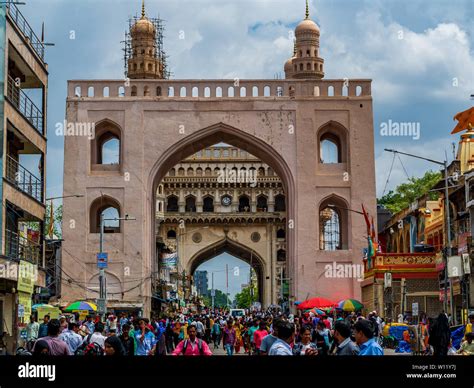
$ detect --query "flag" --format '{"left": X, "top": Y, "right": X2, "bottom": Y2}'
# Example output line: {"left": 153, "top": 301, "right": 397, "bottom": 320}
{"left": 361, "top": 204, "right": 371, "bottom": 235}
{"left": 47, "top": 200, "right": 54, "bottom": 238}
{"left": 41, "top": 22, "right": 44, "bottom": 43}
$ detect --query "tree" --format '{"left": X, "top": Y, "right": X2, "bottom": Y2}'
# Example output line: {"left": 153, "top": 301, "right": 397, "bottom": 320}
{"left": 44, "top": 203, "right": 63, "bottom": 239}
{"left": 202, "top": 289, "right": 230, "bottom": 308}
{"left": 234, "top": 283, "right": 258, "bottom": 309}
{"left": 378, "top": 170, "right": 441, "bottom": 214}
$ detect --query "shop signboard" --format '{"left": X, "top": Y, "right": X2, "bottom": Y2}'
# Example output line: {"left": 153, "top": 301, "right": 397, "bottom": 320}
{"left": 17, "top": 261, "right": 36, "bottom": 294}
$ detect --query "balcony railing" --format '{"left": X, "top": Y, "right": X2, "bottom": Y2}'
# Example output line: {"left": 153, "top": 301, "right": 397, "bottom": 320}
{"left": 6, "top": 2, "right": 45, "bottom": 61}
{"left": 5, "top": 155, "right": 43, "bottom": 202}
{"left": 5, "top": 228, "right": 41, "bottom": 265}
{"left": 7, "top": 75, "right": 44, "bottom": 135}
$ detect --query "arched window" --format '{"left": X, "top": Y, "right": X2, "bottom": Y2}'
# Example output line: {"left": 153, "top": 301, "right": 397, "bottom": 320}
{"left": 205, "top": 168, "right": 212, "bottom": 176}
{"left": 148, "top": 63, "right": 153, "bottom": 71}
{"left": 277, "top": 249, "right": 286, "bottom": 262}
{"left": 103, "top": 87, "right": 110, "bottom": 97}
{"left": 185, "top": 196, "right": 196, "bottom": 212}
{"left": 228, "top": 86, "right": 234, "bottom": 97}
{"left": 131, "top": 86, "right": 137, "bottom": 96}
{"left": 187, "top": 167, "right": 194, "bottom": 176}
{"left": 276, "top": 228, "right": 286, "bottom": 239}
{"left": 169, "top": 168, "right": 176, "bottom": 177}
{"left": 318, "top": 122, "right": 348, "bottom": 164}
{"left": 203, "top": 196, "right": 214, "bottom": 212}
{"left": 178, "top": 168, "right": 185, "bottom": 176}
{"left": 319, "top": 196, "right": 348, "bottom": 250}
{"left": 167, "top": 230, "right": 176, "bottom": 239}
{"left": 101, "top": 138, "right": 120, "bottom": 165}
{"left": 306, "top": 63, "right": 311, "bottom": 70}
{"left": 258, "top": 167, "right": 265, "bottom": 177}
{"left": 166, "top": 196, "right": 179, "bottom": 212}
{"left": 320, "top": 137, "right": 340, "bottom": 164}
{"left": 156, "top": 86, "right": 162, "bottom": 96}
{"left": 89, "top": 196, "right": 121, "bottom": 233}
{"left": 196, "top": 167, "right": 203, "bottom": 176}
{"left": 299, "top": 64, "right": 303, "bottom": 71}
{"left": 274, "top": 194, "right": 286, "bottom": 211}
{"left": 238, "top": 195, "right": 250, "bottom": 212}
{"left": 257, "top": 195, "right": 268, "bottom": 212}
{"left": 144, "top": 86, "right": 150, "bottom": 96}
{"left": 91, "top": 120, "right": 122, "bottom": 170}
{"left": 319, "top": 206, "right": 340, "bottom": 250}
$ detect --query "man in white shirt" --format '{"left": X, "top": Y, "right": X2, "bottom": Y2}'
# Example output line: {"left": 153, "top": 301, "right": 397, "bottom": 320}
{"left": 26, "top": 315, "right": 40, "bottom": 341}
{"left": 85, "top": 322, "right": 107, "bottom": 349}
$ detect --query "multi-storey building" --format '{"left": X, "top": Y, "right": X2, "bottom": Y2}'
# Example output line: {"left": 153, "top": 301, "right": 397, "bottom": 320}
{"left": 0, "top": 3, "right": 48, "bottom": 353}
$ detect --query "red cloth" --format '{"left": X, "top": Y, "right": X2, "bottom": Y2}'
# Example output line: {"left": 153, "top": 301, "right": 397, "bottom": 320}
{"left": 253, "top": 329, "right": 269, "bottom": 350}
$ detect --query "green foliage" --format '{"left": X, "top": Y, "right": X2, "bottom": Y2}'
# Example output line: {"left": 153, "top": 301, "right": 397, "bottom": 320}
{"left": 202, "top": 289, "right": 230, "bottom": 308}
{"left": 234, "top": 283, "right": 258, "bottom": 309}
{"left": 44, "top": 203, "right": 63, "bottom": 239}
{"left": 378, "top": 170, "right": 441, "bottom": 214}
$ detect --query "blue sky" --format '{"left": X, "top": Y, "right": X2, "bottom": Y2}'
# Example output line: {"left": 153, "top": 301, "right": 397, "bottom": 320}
{"left": 16, "top": 0, "right": 473, "bottom": 290}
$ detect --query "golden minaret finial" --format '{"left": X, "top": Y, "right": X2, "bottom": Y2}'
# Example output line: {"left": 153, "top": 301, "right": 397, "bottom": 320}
{"left": 305, "top": 0, "right": 310, "bottom": 19}
{"left": 141, "top": 0, "right": 146, "bottom": 18}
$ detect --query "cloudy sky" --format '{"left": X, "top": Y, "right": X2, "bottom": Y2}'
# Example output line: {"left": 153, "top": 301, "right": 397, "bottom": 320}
{"left": 17, "top": 0, "right": 473, "bottom": 294}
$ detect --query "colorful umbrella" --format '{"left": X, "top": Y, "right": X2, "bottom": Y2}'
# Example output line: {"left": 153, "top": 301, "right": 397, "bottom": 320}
{"left": 310, "top": 308, "right": 325, "bottom": 315}
{"left": 63, "top": 301, "right": 97, "bottom": 312}
{"left": 297, "top": 297, "right": 336, "bottom": 310}
{"left": 337, "top": 299, "right": 364, "bottom": 312}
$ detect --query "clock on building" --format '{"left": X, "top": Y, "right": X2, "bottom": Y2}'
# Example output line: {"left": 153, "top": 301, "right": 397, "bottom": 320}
{"left": 221, "top": 195, "right": 232, "bottom": 207}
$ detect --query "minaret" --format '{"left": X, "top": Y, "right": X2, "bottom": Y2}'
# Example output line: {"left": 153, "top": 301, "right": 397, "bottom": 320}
{"left": 127, "top": 0, "right": 164, "bottom": 79}
{"left": 284, "top": 0, "right": 324, "bottom": 79}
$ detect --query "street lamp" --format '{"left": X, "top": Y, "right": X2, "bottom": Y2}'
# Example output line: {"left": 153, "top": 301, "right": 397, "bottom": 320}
{"left": 98, "top": 214, "right": 136, "bottom": 319}
{"left": 384, "top": 148, "right": 454, "bottom": 323}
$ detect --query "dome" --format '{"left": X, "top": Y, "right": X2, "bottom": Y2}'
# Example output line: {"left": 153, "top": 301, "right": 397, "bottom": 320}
{"left": 284, "top": 57, "right": 294, "bottom": 72}
{"left": 131, "top": 16, "right": 155, "bottom": 35}
{"left": 295, "top": 19, "right": 320, "bottom": 34}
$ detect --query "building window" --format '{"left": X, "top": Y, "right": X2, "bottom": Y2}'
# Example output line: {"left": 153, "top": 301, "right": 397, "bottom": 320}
{"left": 238, "top": 195, "right": 250, "bottom": 212}
{"left": 205, "top": 168, "right": 212, "bottom": 176}
{"left": 274, "top": 194, "right": 286, "bottom": 211}
{"left": 203, "top": 197, "right": 214, "bottom": 212}
{"left": 320, "top": 137, "right": 340, "bottom": 164}
{"left": 91, "top": 120, "right": 122, "bottom": 168}
{"left": 277, "top": 249, "right": 286, "bottom": 262}
{"left": 277, "top": 228, "right": 286, "bottom": 239}
{"left": 257, "top": 195, "right": 268, "bottom": 212}
{"left": 89, "top": 196, "right": 121, "bottom": 233}
{"left": 167, "top": 230, "right": 176, "bottom": 239}
{"left": 185, "top": 196, "right": 196, "bottom": 212}
{"left": 166, "top": 196, "right": 179, "bottom": 212}
{"left": 319, "top": 207, "right": 341, "bottom": 250}
{"left": 178, "top": 168, "right": 185, "bottom": 176}
{"left": 196, "top": 168, "right": 203, "bottom": 176}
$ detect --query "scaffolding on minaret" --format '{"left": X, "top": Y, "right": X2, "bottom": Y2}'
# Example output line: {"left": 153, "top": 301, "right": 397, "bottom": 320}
{"left": 122, "top": 13, "right": 171, "bottom": 79}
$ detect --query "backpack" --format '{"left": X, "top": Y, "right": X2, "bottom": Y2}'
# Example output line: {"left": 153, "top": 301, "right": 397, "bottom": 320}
{"left": 182, "top": 339, "right": 204, "bottom": 355}
{"left": 74, "top": 334, "right": 104, "bottom": 356}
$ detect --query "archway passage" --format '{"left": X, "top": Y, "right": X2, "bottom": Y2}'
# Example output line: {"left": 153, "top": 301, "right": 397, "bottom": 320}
{"left": 190, "top": 238, "right": 264, "bottom": 306}
{"left": 150, "top": 123, "right": 295, "bottom": 310}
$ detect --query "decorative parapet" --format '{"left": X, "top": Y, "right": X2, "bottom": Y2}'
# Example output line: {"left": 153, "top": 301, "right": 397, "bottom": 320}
{"left": 67, "top": 79, "right": 372, "bottom": 100}
{"left": 363, "top": 253, "right": 437, "bottom": 280}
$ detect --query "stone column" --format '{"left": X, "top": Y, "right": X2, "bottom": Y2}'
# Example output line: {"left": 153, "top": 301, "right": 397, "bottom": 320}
{"left": 178, "top": 186, "right": 185, "bottom": 213}
{"left": 268, "top": 189, "right": 275, "bottom": 212}
{"left": 196, "top": 187, "right": 203, "bottom": 212}
{"left": 251, "top": 190, "right": 256, "bottom": 213}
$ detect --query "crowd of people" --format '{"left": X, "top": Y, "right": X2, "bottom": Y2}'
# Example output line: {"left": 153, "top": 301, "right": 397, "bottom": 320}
{"left": 19, "top": 309, "right": 474, "bottom": 356}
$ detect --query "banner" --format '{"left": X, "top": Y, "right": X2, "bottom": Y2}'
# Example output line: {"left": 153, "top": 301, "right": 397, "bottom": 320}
{"left": 18, "top": 292, "right": 32, "bottom": 318}
{"left": 160, "top": 252, "right": 178, "bottom": 272}
{"left": 17, "top": 261, "right": 36, "bottom": 294}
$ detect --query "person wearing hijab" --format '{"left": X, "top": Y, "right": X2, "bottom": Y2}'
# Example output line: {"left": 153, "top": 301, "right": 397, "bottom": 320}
{"left": 32, "top": 340, "right": 50, "bottom": 356}
{"left": 104, "top": 335, "right": 126, "bottom": 356}
{"left": 428, "top": 313, "right": 451, "bottom": 356}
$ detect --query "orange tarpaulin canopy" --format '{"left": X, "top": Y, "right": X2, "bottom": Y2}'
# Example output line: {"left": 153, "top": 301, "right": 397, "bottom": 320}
{"left": 451, "top": 106, "right": 474, "bottom": 134}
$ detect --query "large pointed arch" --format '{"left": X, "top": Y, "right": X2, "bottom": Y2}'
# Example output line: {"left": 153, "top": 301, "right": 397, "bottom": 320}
{"left": 145, "top": 122, "right": 296, "bottom": 306}
{"left": 189, "top": 238, "right": 266, "bottom": 303}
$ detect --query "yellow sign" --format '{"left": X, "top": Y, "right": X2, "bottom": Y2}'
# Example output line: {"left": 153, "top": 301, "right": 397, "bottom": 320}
{"left": 37, "top": 306, "right": 61, "bottom": 320}
{"left": 17, "top": 261, "right": 36, "bottom": 295}
{"left": 18, "top": 292, "right": 32, "bottom": 318}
